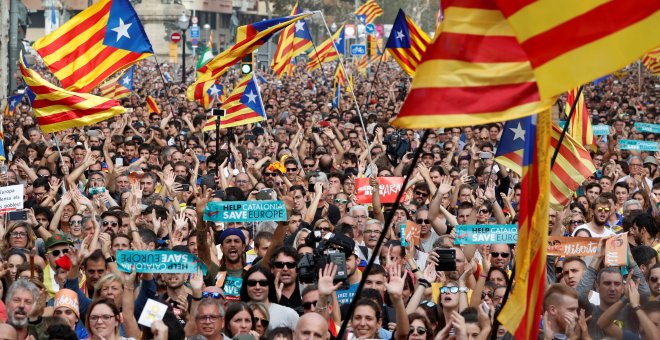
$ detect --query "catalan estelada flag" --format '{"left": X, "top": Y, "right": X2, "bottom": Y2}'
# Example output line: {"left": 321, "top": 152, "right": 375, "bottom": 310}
{"left": 203, "top": 72, "right": 265, "bottom": 131}
{"left": 0, "top": 123, "right": 6, "bottom": 161}
{"left": 32, "top": 0, "right": 153, "bottom": 93}
{"left": 271, "top": 1, "right": 313, "bottom": 77}
{"left": 642, "top": 47, "right": 660, "bottom": 76}
{"left": 332, "top": 82, "right": 341, "bottom": 109}
{"left": 498, "top": 110, "right": 551, "bottom": 340}
{"left": 3, "top": 94, "right": 24, "bottom": 117}
{"left": 355, "top": 56, "right": 368, "bottom": 75}
{"left": 494, "top": 0, "right": 660, "bottom": 99}
{"left": 19, "top": 52, "right": 125, "bottom": 133}
{"left": 355, "top": 0, "right": 383, "bottom": 24}
{"left": 392, "top": 0, "right": 554, "bottom": 129}
{"left": 496, "top": 116, "right": 595, "bottom": 209}
{"left": 333, "top": 63, "right": 346, "bottom": 87}
{"left": 306, "top": 25, "right": 345, "bottom": 71}
{"left": 190, "top": 13, "right": 312, "bottom": 103}
{"left": 385, "top": 9, "right": 430, "bottom": 77}
{"left": 112, "top": 66, "right": 134, "bottom": 99}
{"left": 207, "top": 83, "right": 227, "bottom": 104}
{"left": 146, "top": 95, "right": 160, "bottom": 114}
{"left": 566, "top": 87, "right": 597, "bottom": 151}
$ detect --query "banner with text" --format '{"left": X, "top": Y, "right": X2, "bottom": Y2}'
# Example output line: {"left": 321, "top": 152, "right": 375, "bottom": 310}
{"left": 547, "top": 236, "right": 600, "bottom": 257}
{"left": 204, "top": 200, "right": 287, "bottom": 222}
{"left": 0, "top": 185, "right": 24, "bottom": 212}
{"left": 454, "top": 224, "right": 518, "bottom": 245}
{"left": 558, "top": 122, "right": 610, "bottom": 136}
{"left": 355, "top": 177, "right": 405, "bottom": 204}
{"left": 634, "top": 122, "right": 660, "bottom": 134}
{"left": 116, "top": 250, "right": 207, "bottom": 274}
{"left": 605, "top": 232, "right": 628, "bottom": 266}
{"left": 619, "top": 139, "right": 659, "bottom": 152}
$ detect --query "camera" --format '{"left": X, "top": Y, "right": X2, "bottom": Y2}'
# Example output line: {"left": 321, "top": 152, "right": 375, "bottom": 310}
{"left": 297, "top": 232, "right": 353, "bottom": 287}
{"left": 434, "top": 248, "right": 457, "bottom": 272}
{"left": 211, "top": 108, "right": 226, "bottom": 117}
{"left": 312, "top": 127, "right": 322, "bottom": 133}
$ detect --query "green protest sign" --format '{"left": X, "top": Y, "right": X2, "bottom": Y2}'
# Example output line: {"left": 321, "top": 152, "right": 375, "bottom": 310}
{"left": 203, "top": 200, "right": 287, "bottom": 222}
{"left": 116, "top": 250, "right": 207, "bottom": 274}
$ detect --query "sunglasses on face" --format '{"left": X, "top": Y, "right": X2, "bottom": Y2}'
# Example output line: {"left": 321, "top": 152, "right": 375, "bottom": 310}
{"left": 303, "top": 164, "right": 315, "bottom": 168}
{"left": 481, "top": 292, "right": 493, "bottom": 299}
{"left": 246, "top": 279, "right": 269, "bottom": 287}
{"left": 201, "top": 291, "right": 223, "bottom": 299}
{"left": 335, "top": 198, "right": 348, "bottom": 204}
{"left": 49, "top": 248, "right": 70, "bottom": 257}
{"left": 264, "top": 172, "right": 278, "bottom": 177}
{"left": 273, "top": 261, "right": 297, "bottom": 269}
{"left": 254, "top": 317, "right": 269, "bottom": 328}
{"left": 415, "top": 191, "right": 429, "bottom": 197}
{"left": 286, "top": 167, "right": 297, "bottom": 172}
{"left": 409, "top": 327, "right": 427, "bottom": 335}
{"left": 103, "top": 221, "right": 118, "bottom": 227}
{"left": 596, "top": 207, "right": 611, "bottom": 213}
{"left": 416, "top": 219, "right": 430, "bottom": 224}
{"left": 302, "top": 300, "right": 317, "bottom": 310}
{"left": 491, "top": 252, "right": 510, "bottom": 258}
{"left": 570, "top": 220, "right": 585, "bottom": 225}
{"left": 650, "top": 276, "right": 659, "bottom": 283}
{"left": 69, "top": 220, "right": 82, "bottom": 225}
{"left": 440, "top": 286, "right": 460, "bottom": 294}
{"left": 478, "top": 209, "right": 490, "bottom": 214}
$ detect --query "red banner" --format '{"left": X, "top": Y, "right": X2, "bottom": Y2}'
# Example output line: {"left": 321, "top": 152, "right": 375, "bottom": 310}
{"left": 355, "top": 177, "right": 405, "bottom": 204}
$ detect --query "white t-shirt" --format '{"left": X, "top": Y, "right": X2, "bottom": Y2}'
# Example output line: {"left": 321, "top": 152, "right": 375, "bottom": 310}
{"left": 572, "top": 223, "right": 616, "bottom": 238}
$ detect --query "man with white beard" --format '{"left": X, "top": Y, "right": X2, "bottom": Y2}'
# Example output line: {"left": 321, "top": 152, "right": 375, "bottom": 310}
{"left": 5, "top": 279, "right": 43, "bottom": 340}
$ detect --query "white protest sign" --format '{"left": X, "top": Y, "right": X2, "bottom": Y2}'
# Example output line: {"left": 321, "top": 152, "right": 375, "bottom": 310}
{"left": 0, "top": 185, "right": 24, "bottom": 212}
{"left": 138, "top": 299, "right": 168, "bottom": 327}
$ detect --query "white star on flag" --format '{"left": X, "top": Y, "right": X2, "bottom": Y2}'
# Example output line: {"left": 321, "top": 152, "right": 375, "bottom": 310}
{"left": 208, "top": 85, "right": 221, "bottom": 98}
{"left": 121, "top": 76, "right": 131, "bottom": 86}
{"left": 245, "top": 90, "right": 257, "bottom": 103}
{"left": 295, "top": 21, "right": 305, "bottom": 32}
{"left": 510, "top": 122, "right": 526, "bottom": 142}
{"left": 112, "top": 18, "right": 132, "bottom": 42}
{"left": 10, "top": 99, "right": 18, "bottom": 107}
{"left": 396, "top": 30, "right": 405, "bottom": 40}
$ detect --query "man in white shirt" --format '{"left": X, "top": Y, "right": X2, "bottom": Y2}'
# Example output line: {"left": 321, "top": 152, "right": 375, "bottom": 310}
{"left": 572, "top": 196, "right": 616, "bottom": 238}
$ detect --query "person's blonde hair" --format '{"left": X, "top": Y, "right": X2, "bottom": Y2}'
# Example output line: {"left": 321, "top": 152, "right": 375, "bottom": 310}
{"left": 92, "top": 273, "right": 125, "bottom": 300}
{"left": 248, "top": 301, "right": 270, "bottom": 321}
{"left": 2, "top": 221, "right": 36, "bottom": 255}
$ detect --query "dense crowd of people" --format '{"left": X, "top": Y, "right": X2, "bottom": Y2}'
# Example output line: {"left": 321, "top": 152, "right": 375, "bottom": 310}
{"left": 0, "top": 50, "right": 659, "bottom": 340}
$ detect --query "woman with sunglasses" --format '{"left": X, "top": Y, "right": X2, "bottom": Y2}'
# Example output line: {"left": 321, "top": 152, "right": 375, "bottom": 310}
{"left": 313, "top": 219, "right": 334, "bottom": 238}
{"left": 240, "top": 265, "right": 299, "bottom": 331}
{"left": 334, "top": 192, "right": 350, "bottom": 218}
{"left": 407, "top": 312, "right": 434, "bottom": 340}
{"left": 249, "top": 302, "right": 270, "bottom": 339}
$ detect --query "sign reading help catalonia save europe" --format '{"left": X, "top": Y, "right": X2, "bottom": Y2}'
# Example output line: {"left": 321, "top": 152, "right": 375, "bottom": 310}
{"left": 454, "top": 224, "right": 518, "bottom": 245}
{"left": 116, "top": 250, "right": 207, "bottom": 275}
{"left": 203, "top": 200, "right": 287, "bottom": 222}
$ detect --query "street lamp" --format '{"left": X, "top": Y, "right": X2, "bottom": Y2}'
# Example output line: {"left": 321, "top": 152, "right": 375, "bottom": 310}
{"left": 330, "top": 22, "right": 337, "bottom": 33}
{"left": 178, "top": 13, "right": 190, "bottom": 83}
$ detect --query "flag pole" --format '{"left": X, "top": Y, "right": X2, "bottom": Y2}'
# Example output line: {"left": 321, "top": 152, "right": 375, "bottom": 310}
{"left": 314, "top": 11, "right": 374, "bottom": 165}
{"left": 51, "top": 133, "right": 67, "bottom": 192}
{"left": 362, "top": 51, "right": 386, "bottom": 113}
{"left": 152, "top": 55, "right": 181, "bottom": 118}
{"left": 336, "top": 130, "right": 430, "bottom": 340}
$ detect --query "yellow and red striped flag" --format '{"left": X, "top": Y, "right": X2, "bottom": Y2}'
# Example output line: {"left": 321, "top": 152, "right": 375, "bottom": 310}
{"left": 566, "top": 88, "right": 597, "bottom": 151}
{"left": 32, "top": 0, "right": 153, "bottom": 93}
{"left": 498, "top": 110, "right": 551, "bottom": 340}
{"left": 271, "top": 1, "right": 313, "bottom": 77}
{"left": 393, "top": 0, "right": 554, "bottom": 129}
{"left": 19, "top": 52, "right": 125, "bottom": 133}
{"left": 496, "top": 118, "right": 596, "bottom": 210}
{"left": 494, "top": 0, "right": 660, "bottom": 99}
{"left": 333, "top": 64, "right": 346, "bottom": 87}
{"left": 306, "top": 25, "right": 344, "bottom": 71}
{"left": 642, "top": 47, "right": 660, "bottom": 76}
{"left": 202, "top": 72, "right": 266, "bottom": 131}
{"left": 385, "top": 9, "right": 430, "bottom": 77}
{"left": 355, "top": 56, "right": 368, "bottom": 75}
{"left": 355, "top": 0, "right": 383, "bottom": 24}
{"left": 146, "top": 95, "right": 161, "bottom": 114}
{"left": 190, "top": 13, "right": 312, "bottom": 104}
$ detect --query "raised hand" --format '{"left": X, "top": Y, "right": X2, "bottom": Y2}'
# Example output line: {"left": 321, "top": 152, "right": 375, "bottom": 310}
{"left": 484, "top": 182, "right": 496, "bottom": 201}
{"left": 317, "top": 263, "right": 343, "bottom": 296}
{"left": 437, "top": 175, "right": 453, "bottom": 194}
{"left": 384, "top": 264, "right": 406, "bottom": 300}
{"left": 189, "top": 268, "right": 204, "bottom": 293}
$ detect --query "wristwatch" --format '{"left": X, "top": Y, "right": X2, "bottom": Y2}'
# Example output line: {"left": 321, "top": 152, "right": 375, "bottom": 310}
{"left": 105, "top": 256, "right": 115, "bottom": 263}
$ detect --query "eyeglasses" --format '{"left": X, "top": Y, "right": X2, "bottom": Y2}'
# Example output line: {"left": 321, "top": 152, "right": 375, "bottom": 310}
{"left": 201, "top": 291, "right": 223, "bottom": 299}
{"left": 195, "top": 315, "right": 221, "bottom": 322}
{"left": 246, "top": 279, "right": 269, "bottom": 287}
{"left": 254, "top": 317, "right": 269, "bottom": 328}
{"left": 364, "top": 230, "right": 381, "bottom": 235}
{"left": 264, "top": 172, "right": 278, "bottom": 177}
{"left": 409, "top": 326, "right": 427, "bottom": 335}
{"left": 335, "top": 198, "right": 348, "bottom": 204}
{"left": 103, "top": 221, "right": 118, "bottom": 227}
{"left": 10, "top": 232, "right": 28, "bottom": 238}
{"left": 630, "top": 163, "right": 643, "bottom": 167}
{"left": 302, "top": 300, "right": 317, "bottom": 310}
{"left": 478, "top": 209, "right": 490, "bottom": 214}
{"left": 49, "top": 249, "right": 70, "bottom": 257}
{"left": 416, "top": 219, "right": 430, "bottom": 224}
{"left": 236, "top": 180, "right": 249, "bottom": 184}
{"left": 596, "top": 207, "right": 611, "bottom": 213}
{"left": 491, "top": 252, "right": 510, "bottom": 258}
{"left": 303, "top": 164, "right": 315, "bottom": 168}
{"left": 273, "top": 261, "right": 297, "bottom": 269}
{"left": 89, "top": 314, "right": 116, "bottom": 322}
{"left": 69, "top": 220, "right": 82, "bottom": 225}
{"left": 650, "top": 276, "right": 659, "bottom": 283}
{"left": 415, "top": 190, "right": 429, "bottom": 197}
{"left": 286, "top": 167, "right": 297, "bottom": 172}
{"left": 570, "top": 220, "right": 585, "bottom": 225}
{"left": 440, "top": 286, "right": 460, "bottom": 294}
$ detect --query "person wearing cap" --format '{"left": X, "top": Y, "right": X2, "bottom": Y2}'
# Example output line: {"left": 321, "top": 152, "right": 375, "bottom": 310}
{"left": 209, "top": 229, "right": 247, "bottom": 300}
{"left": 52, "top": 288, "right": 89, "bottom": 340}
{"left": 44, "top": 234, "right": 73, "bottom": 298}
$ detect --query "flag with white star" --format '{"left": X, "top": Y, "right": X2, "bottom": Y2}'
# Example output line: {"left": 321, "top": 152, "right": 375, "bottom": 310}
{"left": 385, "top": 9, "right": 430, "bottom": 76}
{"left": 33, "top": 0, "right": 153, "bottom": 93}
{"left": 3, "top": 94, "right": 24, "bottom": 117}
{"left": 354, "top": 0, "right": 383, "bottom": 24}
{"left": 306, "top": 25, "right": 345, "bottom": 72}
{"left": 202, "top": 73, "right": 265, "bottom": 131}
{"left": 271, "top": 0, "right": 314, "bottom": 77}
{"left": 206, "top": 83, "right": 226, "bottom": 102}
{"left": 113, "top": 66, "right": 134, "bottom": 99}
